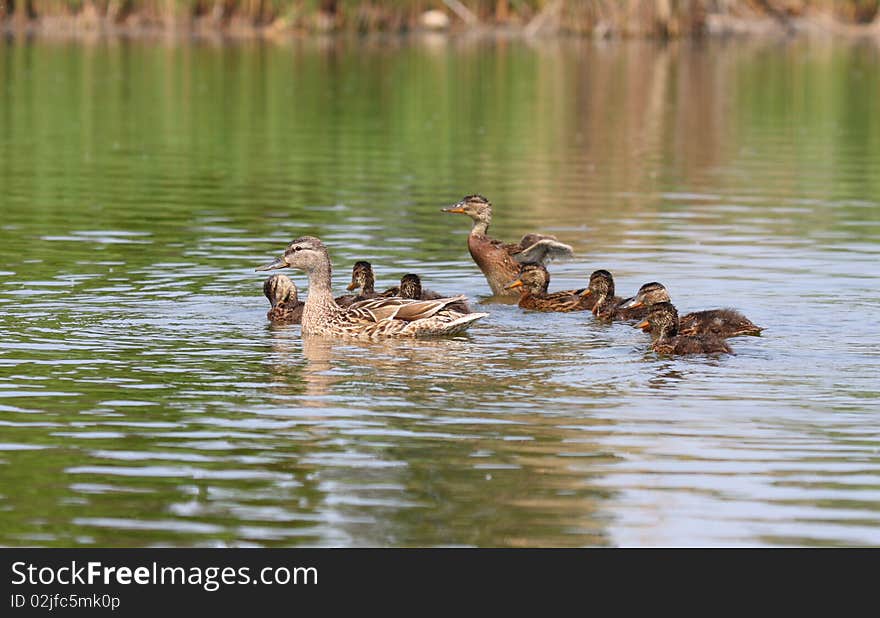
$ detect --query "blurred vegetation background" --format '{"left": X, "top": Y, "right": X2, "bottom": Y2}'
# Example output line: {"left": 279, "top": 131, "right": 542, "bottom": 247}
{"left": 1, "top": 0, "right": 880, "bottom": 38}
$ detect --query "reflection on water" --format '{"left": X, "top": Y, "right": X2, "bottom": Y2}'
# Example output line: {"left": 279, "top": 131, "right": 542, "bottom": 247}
{"left": 0, "top": 36, "right": 879, "bottom": 546}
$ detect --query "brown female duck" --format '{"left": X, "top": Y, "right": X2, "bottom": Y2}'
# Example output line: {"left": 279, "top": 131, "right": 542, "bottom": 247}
{"left": 583, "top": 270, "right": 646, "bottom": 321}
{"left": 621, "top": 282, "right": 763, "bottom": 338}
{"left": 263, "top": 274, "right": 304, "bottom": 324}
{"left": 637, "top": 303, "right": 733, "bottom": 356}
{"left": 442, "top": 194, "right": 560, "bottom": 297}
{"left": 256, "top": 236, "right": 487, "bottom": 339}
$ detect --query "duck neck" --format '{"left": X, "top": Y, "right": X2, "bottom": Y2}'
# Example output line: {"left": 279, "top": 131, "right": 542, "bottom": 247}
{"left": 302, "top": 257, "right": 339, "bottom": 330}
{"left": 361, "top": 274, "right": 375, "bottom": 295}
{"left": 592, "top": 291, "right": 608, "bottom": 315}
{"left": 470, "top": 215, "right": 490, "bottom": 237}
{"left": 657, "top": 319, "right": 678, "bottom": 340}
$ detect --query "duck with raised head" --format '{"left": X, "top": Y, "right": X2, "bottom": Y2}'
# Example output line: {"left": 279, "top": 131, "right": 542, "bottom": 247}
{"left": 256, "top": 236, "right": 488, "bottom": 339}
{"left": 583, "top": 270, "right": 646, "bottom": 321}
{"left": 637, "top": 303, "right": 733, "bottom": 355}
{"left": 621, "top": 282, "right": 763, "bottom": 338}
{"left": 504, "top": 239, "right": 591, "bottom": 312}
{"left": 442, "top": 194, "right": 560, "bottom": 298}
{"left": 263, "top": 274, "right": 304, "bottom": 324}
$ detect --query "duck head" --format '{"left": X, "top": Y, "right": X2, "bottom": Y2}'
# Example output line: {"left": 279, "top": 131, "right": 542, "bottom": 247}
{"left": 505, "top": 263, "right": 550, "bottom": 295}
{"left": 255, "top": 236, "right": 329, "bottom": 274}
{"left": 442, "top": 194, "right": 492, "bottom": 233}
{"left": 582, "top": 270, "right": 615, "bottom": 312}
{"left": 346, "top": 261, "right": 375, "bottom": 294}
{"left": 635, "top": 302, "right": 679, "bottom": 337}
{"left": 399, "top": 273, "right": 422, "bottom": 299}
{"left": 620, "top": 281, "right": 671, "bottom": 310}
{"left": 263, "top": 274, "right": 298, "bottom": 308}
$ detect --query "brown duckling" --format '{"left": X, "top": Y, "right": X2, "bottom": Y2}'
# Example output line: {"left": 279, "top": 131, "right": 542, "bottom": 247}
{"left": 396, "top": 273, "right": 471, "bottom": 313}
{"left": 621, "top": 282, "right": 763, "bottom": 338}
{"left": 504, "top": 263, "right": 592, "bottom": 313}
{"left": 263, "top": 274, "right": 304, "bottom": 324}
{"left": 637, "top": 303, "right": 733, "bottom": 356}
{"left": 583, "top": 270, "right": 646, "bottom": 321}
{"left": 442, "top": 194, "right": 560, "bottom": 297}
{"left": 334, "top": 261, "right": 396, "bottom": 308}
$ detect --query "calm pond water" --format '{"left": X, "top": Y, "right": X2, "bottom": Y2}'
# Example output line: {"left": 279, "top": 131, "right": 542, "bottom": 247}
{"left": 1, "top": 35, "right": 879, "bottom": 547}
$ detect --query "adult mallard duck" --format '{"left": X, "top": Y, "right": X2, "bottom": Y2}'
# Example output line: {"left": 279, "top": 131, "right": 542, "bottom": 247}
{"left": 504, "top": 239, "right": 591, "bottom": 312}
{"left": 256, "top": 236, "right": 488, "bottom": 339}
{"left": 637, "top": 303, "right": 733, "bottom": 355}
{"left": 582, "top": 270, "right": 646, "bottom": 321}
{"left": 621, "top": 282, "right": 763, "bottom": 338}
{"left": 442, "top": 194, "right": 560, "bottom": 297}
{"left": 263, "top": 274, "right": 304, "bottom": 324}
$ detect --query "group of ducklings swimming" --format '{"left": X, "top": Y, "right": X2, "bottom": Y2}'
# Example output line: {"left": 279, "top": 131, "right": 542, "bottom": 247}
{"left": 256, "top": 194, "right": 763, "bottom": 355}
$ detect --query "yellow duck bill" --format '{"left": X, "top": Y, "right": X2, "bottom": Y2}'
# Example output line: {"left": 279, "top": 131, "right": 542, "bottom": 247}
{"left": 441, "top": 200, "right": 467, "bottom": 214}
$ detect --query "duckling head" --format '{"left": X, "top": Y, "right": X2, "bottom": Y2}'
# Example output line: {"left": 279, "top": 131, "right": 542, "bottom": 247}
{"left": 263, "top": 274, "right": 298, "bottom": 307}
{"left": 583, "top": 270, "right": 615, "bottom": 308}
{"left": 399, "top": 274, "right": 422, "bottom": 299}
{"left": 636, "top": 302, "right": 679, "bottom": 338}
{"left": 346, "top": 261, "right": 375, "bottom": 293}
{"left": 621, "top": 281, "right": 670, "bottom": 310}
{"left": 505, "top": 263, "right": 549, "bottom": 295}
{"left": 442, "top": 194, "right": 492, "bottom": 231}
{"left": 255, "top": 236, "right": 329, "bottom": 274}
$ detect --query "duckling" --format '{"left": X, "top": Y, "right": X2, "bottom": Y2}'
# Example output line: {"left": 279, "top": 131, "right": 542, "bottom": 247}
{"left": 263, "top": 274, "right": 304, "bottom": 324}
{"left": 582, "top": 270, "right": 647, "bottom": 321}
{"left": 621, "top": 282, "right": 763, "bottom": 338}
{"left": 256, "top": 236, "right": 488, "bottom": 339}
{"left": 505, "top": 263, "right": 593, "bottom": 313}
{"left": 395, "top": 273, "right": 471, "bottom": 314}
{"left": 442, "top": 194, "right": 561, "bottom": 297}
{"left": 334, "top": 261, "right": 396, "bottom": 308}
{"left": 637, "top": 303, "right": 733, "bottom": 355}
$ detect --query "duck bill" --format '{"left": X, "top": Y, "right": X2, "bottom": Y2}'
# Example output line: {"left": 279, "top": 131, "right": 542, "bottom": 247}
{"left": 620, "top": 297, "right": 643, "bottom": 309}
{"left": 346, "top": 281, "right": 359, "bottom": 291}
{"left": 635, "top": 319, "right": 650, "bottom": 332}
{"left": 505, "top": 279, "right": 524, "bottom": 291}
{"left": 580, "top": 288, "right": 592, "bottom": 297}
{"left": 255, "top": 257, "right": 288, "bottom": 272}
{"left": 441, "top": 200, "right": 466, "bottom": 214}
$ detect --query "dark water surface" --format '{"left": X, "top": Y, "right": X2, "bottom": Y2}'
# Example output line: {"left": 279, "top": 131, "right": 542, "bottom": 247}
{"left": 1, "top": 36, "right": 879, "bottom": 546}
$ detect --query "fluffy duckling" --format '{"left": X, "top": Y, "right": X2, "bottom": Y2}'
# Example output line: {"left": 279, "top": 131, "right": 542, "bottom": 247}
{"left": 263, "top": 274, "right": 304, "bottom": 324}
{"left": 442, "top": 194, "right": 560, "bottom": 297}
{"left": 583, "top": 270, "right": 646, "bottom": 321}
{"left": 395, "top": 273, "right": 471, "bottom": 313}
{"left": 505, "top": 263, "right": 592, "bottom": 313}
{"left": 335, "top": 261, "right": 395, "bottom": 308}
{"left": 621, "top": 282, "right": 763, "bottom": 338}
{"left": 637, "top": 303, "right": 733, "bottom": 356}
